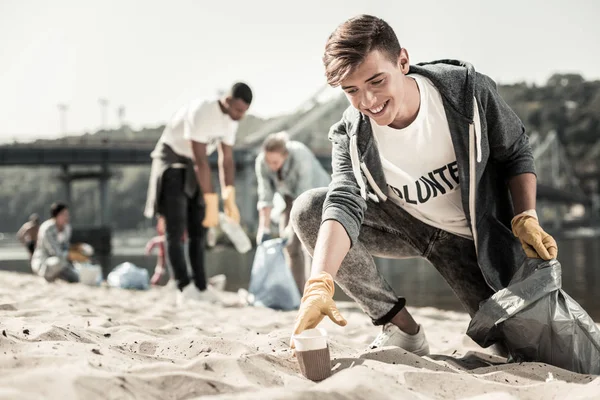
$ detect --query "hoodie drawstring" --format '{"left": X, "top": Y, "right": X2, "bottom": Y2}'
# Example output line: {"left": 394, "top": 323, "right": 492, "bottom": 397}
{"left": 350, "top": 135, "right": 368, "bottom": 200}
{"left": 473, "top": 97, "right": 482, "bottom": 163}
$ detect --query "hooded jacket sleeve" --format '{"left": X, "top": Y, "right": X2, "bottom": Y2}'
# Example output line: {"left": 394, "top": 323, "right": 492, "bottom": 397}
{"left": 477, "top": 72, "right": 536, "bottom": 178}
{"left": 321, "top": 117, "right": 367, "bottom": 247}
{"left": 255, "top": 153, "right": 276, "bottom": 210}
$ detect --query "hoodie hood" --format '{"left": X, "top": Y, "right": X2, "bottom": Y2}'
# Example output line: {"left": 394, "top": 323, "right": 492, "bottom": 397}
{"left": 409, "top": 59, "right": 477, "bottom": 122}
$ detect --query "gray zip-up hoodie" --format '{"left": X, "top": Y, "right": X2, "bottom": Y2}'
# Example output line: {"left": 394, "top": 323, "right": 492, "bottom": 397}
{"left": 323, "top": 60, "right": 535, "bottom": 292}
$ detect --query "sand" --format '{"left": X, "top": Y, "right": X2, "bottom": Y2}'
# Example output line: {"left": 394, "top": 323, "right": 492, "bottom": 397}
{"left": 0, "top": 270, "right": 598, "bottom": 400}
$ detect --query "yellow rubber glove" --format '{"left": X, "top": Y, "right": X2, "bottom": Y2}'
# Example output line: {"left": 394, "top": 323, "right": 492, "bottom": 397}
{"left": 221, "top": 185, "right": 241, "bottom": 224}
{"left": 511, "top": 210, "right": 558, "bottom": 260}
{"left": 290, "top": 271, "right": 347, "bottom": 348}
{"left": 202, "top": 193, "right": 219, "bottom": 228}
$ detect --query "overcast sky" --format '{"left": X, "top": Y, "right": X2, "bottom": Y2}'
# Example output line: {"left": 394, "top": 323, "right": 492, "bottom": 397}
{"left": 1, "top": 0, "right": 598, "bottom": 142}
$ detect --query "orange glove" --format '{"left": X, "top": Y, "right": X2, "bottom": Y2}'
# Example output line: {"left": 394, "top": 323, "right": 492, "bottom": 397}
{"left": 68, "top": 250, "right": 90, "bottom": 263}
{"left": 511, "top": 210, "right": 558, "bottom": 260}
{"left": 290, "top": 271, "right": 347, "bottom": 348}
{"left": 68, "top": 243, "right": 93, "bottom": 263}
{"left": 221, "top": 185, "right": 241, "bottom": 224}
{"left": 202, "top": 193, "right": 219, "bottom": 228}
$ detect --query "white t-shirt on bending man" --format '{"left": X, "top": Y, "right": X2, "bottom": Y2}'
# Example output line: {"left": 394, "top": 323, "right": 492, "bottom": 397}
{"left": 370, "top": 74, "right": 472, "bottom": 239}
{"left": 157, "top": 99, "right": 238, "bottom": 159}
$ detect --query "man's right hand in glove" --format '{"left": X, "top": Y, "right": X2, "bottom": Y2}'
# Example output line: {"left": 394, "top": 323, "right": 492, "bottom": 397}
{"left": 202, "top": 193, "right": 219, "bottom": 228}
{"left": 290, "top": 271, "right": 347, "bottom": 348}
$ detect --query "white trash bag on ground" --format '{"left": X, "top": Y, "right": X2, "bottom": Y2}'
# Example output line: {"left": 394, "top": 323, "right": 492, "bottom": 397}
{"left": 248, "top": 238, "right": 300, "bottom": 311}
{"left": 107, "top": 262, "right": 149, "bottom": 290}
{"left": 75, "top": 262, "right": 102, "bottom": 286}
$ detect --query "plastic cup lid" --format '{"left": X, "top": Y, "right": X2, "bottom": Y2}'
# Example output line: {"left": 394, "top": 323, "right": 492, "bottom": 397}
{"left": 292, "top": 328, "right": 328, "bottom": 351}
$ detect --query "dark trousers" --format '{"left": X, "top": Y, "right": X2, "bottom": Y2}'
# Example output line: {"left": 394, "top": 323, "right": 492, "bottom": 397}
{"left": 58, "top": 264, "right": 80, "bottom": 283}
{"left": 159, "top": 168, "right": 207, "bottom": 291}
{"left": 26, "top": 240, "right": 36, "bottom": 255}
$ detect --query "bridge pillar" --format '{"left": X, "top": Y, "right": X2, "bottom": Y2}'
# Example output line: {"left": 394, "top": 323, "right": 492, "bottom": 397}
{"left": 58, "top": 165, "right": 112, "bottom": 227}
{"left": 60, "top": 164, "right": 74, "bottom": 222}
{"left": 98, "top": 163, "right": 111, "bottom": 227}
{"left": 61, "top": 164, "right": 72, "bottom": 206}
{"left": 236, "top": 160, "right": 257, "bottom": 234}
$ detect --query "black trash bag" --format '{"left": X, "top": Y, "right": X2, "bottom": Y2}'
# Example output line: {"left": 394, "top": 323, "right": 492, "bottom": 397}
{"left": 467, "top": 258, "right": 600, "bottom": 374}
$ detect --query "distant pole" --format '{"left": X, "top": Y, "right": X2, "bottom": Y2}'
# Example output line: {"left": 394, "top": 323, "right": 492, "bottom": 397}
{"left": 98, "top": 98, "right": 109, "bottom": 130}
{"left": 57, "top": 103, "right": 69, "bottom": 135}
{"left": 117, "top": 105, "right": 126, "bottom": 127}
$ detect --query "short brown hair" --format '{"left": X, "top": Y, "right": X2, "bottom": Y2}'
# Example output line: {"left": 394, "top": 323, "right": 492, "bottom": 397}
{"left": 323, "top": 15, "right": 401, "bottom": 87}
{"left": 262, "top": 131, "right": 289, "bottom": 154}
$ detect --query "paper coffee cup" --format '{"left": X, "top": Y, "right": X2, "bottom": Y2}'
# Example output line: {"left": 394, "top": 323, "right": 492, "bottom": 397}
{"left": 292, "top": 328, "right": 331, "bottom": 381}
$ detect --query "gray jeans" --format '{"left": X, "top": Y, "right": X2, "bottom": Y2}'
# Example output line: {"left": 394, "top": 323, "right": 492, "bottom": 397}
{"left": 281, "top": 196, "right": 311, "bottom": 294}
{"left": 290, "top": 188, "right": 494, "bottom": 326}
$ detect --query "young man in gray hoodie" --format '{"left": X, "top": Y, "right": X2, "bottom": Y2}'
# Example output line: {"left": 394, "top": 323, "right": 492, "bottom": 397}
{"left": 289, "top": 15, "right": 558, "bottom": 355}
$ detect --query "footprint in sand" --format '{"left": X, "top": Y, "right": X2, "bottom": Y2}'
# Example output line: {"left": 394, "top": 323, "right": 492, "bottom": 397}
{"left": 138, "top": 341, "right": 158, "bottom": 356}
{"left": 35, "top": 326, "right": 96, "bottom": 344}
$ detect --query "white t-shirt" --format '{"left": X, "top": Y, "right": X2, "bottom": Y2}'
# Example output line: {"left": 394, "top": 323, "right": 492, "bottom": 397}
{"left": 370, "top": 74, "right": 472, "bottom": 239}
{"left": 157, "top": 99, "right": 238, "bottom": 159}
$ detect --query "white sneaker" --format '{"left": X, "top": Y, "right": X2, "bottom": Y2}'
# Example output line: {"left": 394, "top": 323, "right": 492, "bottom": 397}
{"left": 176, "top": 284, "right": 221, "bottom": 307}
{"left": 369, "top": 323, "right": 430, "bottom": 356}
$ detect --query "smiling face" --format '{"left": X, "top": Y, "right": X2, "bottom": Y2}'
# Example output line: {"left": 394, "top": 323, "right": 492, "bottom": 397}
{"left": 340, "top": 48, "right": 415, "bottom": 127}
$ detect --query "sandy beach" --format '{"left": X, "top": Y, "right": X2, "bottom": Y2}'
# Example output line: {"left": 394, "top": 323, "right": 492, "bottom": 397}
{"left": 0, "top": 270, "right": 598, "bottom": 400}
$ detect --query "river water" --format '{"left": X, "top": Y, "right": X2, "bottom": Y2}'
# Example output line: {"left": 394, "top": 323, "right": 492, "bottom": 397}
{"left": 1, "top": 234, "right": 598, "bottom": 321}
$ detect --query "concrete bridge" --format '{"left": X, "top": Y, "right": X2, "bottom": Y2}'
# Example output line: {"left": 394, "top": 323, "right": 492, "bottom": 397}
{"left": 0, "top": 131, "right": 592, "bottom": 223}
